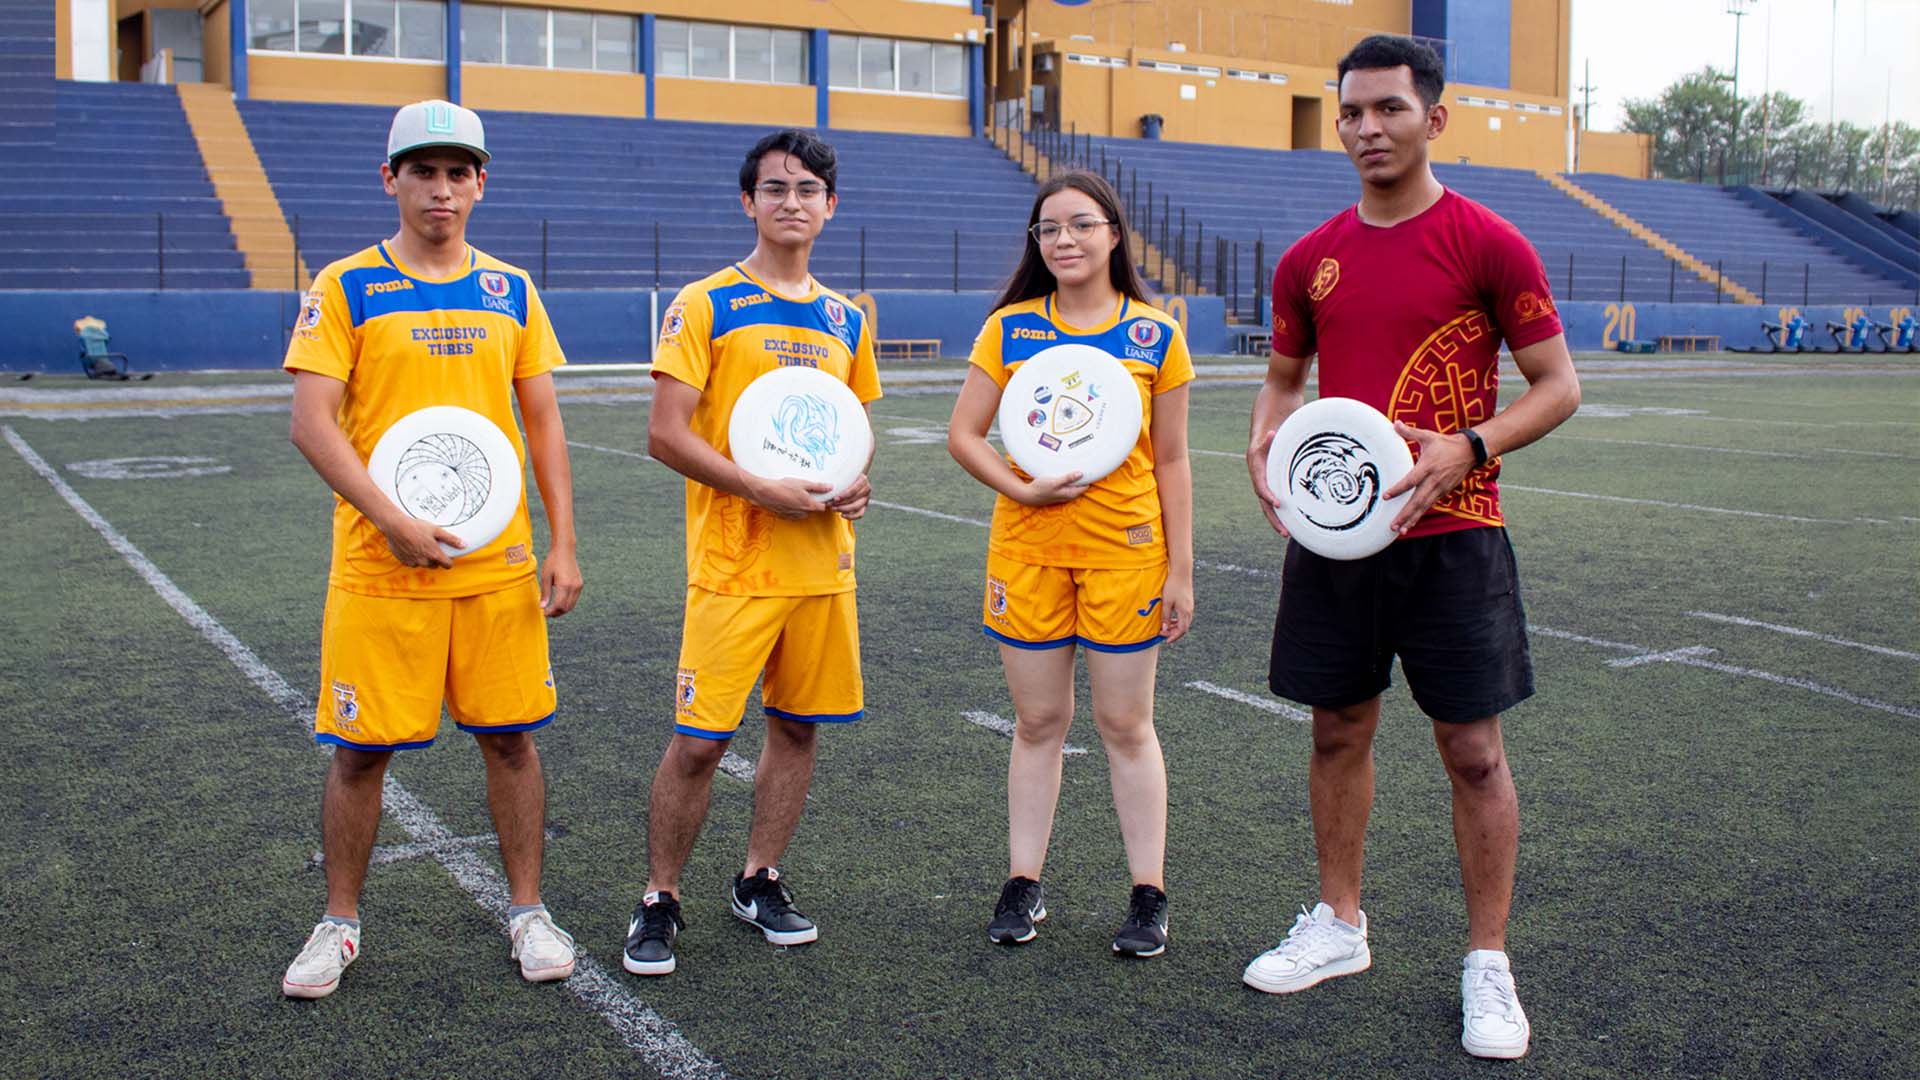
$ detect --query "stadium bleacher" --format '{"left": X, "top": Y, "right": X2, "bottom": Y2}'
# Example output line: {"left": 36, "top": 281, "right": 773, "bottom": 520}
{"left": 1571, "top": 173, "right": 1914, "bottom": 305}
{"left": 238, "top": 100, "right": 1035, "bottom": 293}
{"left": 1081, "top": 135, "right": 1753, "bottom": 313}
{"left": 0, "top": 81, "right": 249, "bottom": 291}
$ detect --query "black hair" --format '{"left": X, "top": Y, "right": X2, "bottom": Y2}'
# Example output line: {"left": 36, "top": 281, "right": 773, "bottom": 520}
{"left": 1337, "top": 34, "right": 1446, "bottom": 108}
{"left": 991, "top": 170, "right": 1150, "bottom": 311}
{"left": 739, "top": 129, "right": 838, "bottom": 195}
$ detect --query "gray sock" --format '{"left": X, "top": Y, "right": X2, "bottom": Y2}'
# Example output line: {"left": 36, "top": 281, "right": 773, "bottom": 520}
{"left": 322, "top": 914, "right": 360, "bottom": 930}
{"left": 507, "top": 903, "right": 547, "bottom": 920}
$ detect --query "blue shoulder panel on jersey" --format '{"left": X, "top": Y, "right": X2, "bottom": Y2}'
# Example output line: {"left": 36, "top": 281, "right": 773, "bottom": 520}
{"left": 1002, "top": 298, "right": 1169, "bottom": 369}
{"left": 708, "top": 271, "right": 864, "bottom": 357}
{"left": 340, "top": 265, "right": 531, "bottom": 328}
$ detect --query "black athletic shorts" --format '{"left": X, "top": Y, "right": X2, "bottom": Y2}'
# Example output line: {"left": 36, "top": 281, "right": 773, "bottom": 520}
{"left": 1268, "top": 526, "right": 1534, "bottom": 723}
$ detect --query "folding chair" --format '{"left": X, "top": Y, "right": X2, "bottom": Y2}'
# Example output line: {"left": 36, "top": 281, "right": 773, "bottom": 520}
{"left": 74, "top": 316, "right": 150, "bottom": 381}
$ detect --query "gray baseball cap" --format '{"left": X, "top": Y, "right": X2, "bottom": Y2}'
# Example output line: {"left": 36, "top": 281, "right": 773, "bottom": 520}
{"left": 387, "top": 99, "right": 490, "bottom": 165}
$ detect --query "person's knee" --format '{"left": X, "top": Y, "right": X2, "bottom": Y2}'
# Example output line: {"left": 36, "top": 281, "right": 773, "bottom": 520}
{"left": 766, "top": 715, "right": 819, "bottom": 751}
{"left": 1436, "top": 723, "right": 1506, "bottom": 787}
{"left": 665, "top": 733, "right": 731, "bottom": 775}
{"left": 329, "top": 746, "right": 392, "bottom": 781}
{"left": 1091, "top": 705, "right": 1155, "bottom": 755}
{"left": 1310, "top": 703, "right": 1376, "bottom": 756}
{"left": 1013, "top": 703, "right": 1073, "bottom": 747}
{"left": 475, "top": 730, "right": 538, "bottom": 770}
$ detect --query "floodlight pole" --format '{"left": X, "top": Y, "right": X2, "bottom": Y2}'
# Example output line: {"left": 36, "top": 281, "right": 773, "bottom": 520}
{"left": 1727, "top": 0, "right": 1753, "bottom": 183}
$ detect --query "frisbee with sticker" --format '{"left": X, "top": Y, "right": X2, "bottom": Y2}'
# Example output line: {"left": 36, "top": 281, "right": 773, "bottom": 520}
{"left": 727, "top": 365, "right": 872, "bottom": 500}
{"left": 1264, "top": 396, "right": 1414, "bottom": 560}
{"left": 366, "top": 405, "right": 523, "bottom": 558}
{"left": 996, "top": 343, "right": 1143, "bottom": 485}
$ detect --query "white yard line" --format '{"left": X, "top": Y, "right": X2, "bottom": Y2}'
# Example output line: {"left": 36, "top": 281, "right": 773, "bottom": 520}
{"left": 961, "top": 710, "right": 1089, "bottom": 755}
{"left": 1684, "top": 611, "right": 1920, "bottom": 662}
{"left": 5, "top": 425, "right": 730, "bottom": 1080}
{"left": 1552, "top": 434, "right": 1808, "bottom": 459}
{"left": 1500, "top": 484, "right": 1865, "bottom": 525}
{"left": 1184, "top": 681, "right": 1310, "bottom": 723}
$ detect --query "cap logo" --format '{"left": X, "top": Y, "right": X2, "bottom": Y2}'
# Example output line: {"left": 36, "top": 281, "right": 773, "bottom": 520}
{"left": 424, "top": 102, "right": 455, "bottom": 135}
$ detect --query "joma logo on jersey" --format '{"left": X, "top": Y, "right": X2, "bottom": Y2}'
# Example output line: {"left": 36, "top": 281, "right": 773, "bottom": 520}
{"left": 364, "top": 279, "right": 414, "bottom": 297}
{"left": 730, "top": 292, "right": 772, "bottom": 312}
{"left": 1011, "top": 328, "right": 1057, "bottom": 341}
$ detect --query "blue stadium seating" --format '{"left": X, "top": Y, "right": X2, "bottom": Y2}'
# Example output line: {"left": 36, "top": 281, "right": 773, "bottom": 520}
{"left": 1569, "top": 173, "right": 1913, "bottom": 305}
{"left": 239, "top": 100, "right": 1036, "bottom": 293}
{"left": 1081, "top": 135, "right": 1739, "bottom": 314}
{"left": 0, "top": 81, "right": 249, "bottom": 290}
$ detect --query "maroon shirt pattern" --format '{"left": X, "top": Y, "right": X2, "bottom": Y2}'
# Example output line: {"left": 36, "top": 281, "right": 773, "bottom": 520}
{"left": 1271, "top": 189, "right": 1563, "bottom": 538}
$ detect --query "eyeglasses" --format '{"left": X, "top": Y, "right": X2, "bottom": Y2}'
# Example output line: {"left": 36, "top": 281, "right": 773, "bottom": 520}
{"left": 754, "top": 180, "right": 829, "bottom": 202}
{"left": 1030, "top": 218, "right": 1114, "bottom": 244}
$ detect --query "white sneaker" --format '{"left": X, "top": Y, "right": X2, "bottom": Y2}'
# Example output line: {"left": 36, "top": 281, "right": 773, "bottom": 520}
{"left": 510, "top": 908, "right": 577, "bottom": 982}
{"left": 1242, "top": 902, "right": 1371, "bottom": 994}
{"left": 1461, "top": 949, "right": 1530, "bottom": 1059}
{"left": 281, "top": 920, "right": 360, "bottom": 1000}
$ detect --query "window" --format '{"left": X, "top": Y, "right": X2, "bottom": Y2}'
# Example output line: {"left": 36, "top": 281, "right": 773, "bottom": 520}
{"left": 593, "top": 13, "right": 633, "bottom": 73}
{"left": 502, "top": 5, "right": 545, "bottom": 66}
{"left": 462, "top": 3, "right": 501, "bottom": 63}
{"left": 654, "top": 20, "right": 807, "bottom": 85}
{"left": 829, "top": 35, "right": 967, "bottom": 97}
{"left": 550, "top": 9, "right": 591, "bottom": 69}
{"left": 250, "top": 0, "right": 444, "bottom": 59}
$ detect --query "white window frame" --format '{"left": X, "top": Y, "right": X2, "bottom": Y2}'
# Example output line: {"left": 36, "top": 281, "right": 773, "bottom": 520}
{"left": 247, "top": 0, "right": 446, "bottom": 62}
{"left": 654, "top": 19, "right": 808, "bottom": 86}
{"left": 827, "top": 33, "right": 967, "bottom": 99}
{"left": 461, "top": 5, "right": 636, "bottom": 72}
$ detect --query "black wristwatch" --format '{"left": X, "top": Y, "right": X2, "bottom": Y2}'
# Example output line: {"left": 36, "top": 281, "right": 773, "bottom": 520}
{"left": 1460, "top": 428, "right": 1490, "bottom": 468}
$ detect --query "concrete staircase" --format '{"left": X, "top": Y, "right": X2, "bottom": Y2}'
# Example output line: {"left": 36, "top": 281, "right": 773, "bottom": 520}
{"left": 177, "top": 82, "right": 309, "bottom": 291}
{"left": 1544, "top": 171, "right": 1760, "bottom": 304}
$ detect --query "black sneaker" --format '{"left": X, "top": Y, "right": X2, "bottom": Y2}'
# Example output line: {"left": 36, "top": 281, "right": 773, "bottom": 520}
{"left": 988, "top": 876, "right": 1047, "bottom": 945}
{"left": 1112, "top": 885, "right": 1169, "bottom": 958}
{"left": 622, "top": 893, "right": 683, "bottom": 976}
{"left": 731, "top": 868, "right": 818, "bottom": 946}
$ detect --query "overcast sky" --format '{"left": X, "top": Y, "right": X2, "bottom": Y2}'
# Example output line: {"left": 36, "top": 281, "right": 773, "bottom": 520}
{"left": 1570, "top": 0, "right": 1918, "bottom": 132}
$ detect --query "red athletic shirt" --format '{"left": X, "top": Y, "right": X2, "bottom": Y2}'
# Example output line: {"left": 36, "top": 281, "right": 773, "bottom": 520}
{"left": 1271, "top": 188, "right": 1563, "bottom": 538}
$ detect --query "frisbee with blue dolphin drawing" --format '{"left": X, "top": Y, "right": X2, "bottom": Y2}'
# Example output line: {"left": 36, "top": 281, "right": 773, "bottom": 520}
{"left": 727, "top": 365, "right": 872, "bottom": 501}
{"left": 996, "top": 343, "right": 1144, "bottom": 486}
{"left": 1264, "top": 396, "right": 1414, "bottom": 560}
{"left": 367, "top": 405, "right": 523, "bottom": 558}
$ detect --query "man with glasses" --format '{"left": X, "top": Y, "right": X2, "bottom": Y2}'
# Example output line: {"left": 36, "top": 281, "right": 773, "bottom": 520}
{"left": 623, "top": 129, "right": 880, "bottom": 977}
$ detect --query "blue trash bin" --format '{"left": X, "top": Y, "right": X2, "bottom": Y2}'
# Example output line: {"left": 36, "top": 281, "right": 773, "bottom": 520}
{"left": 1140, "top": 114, "right": 1164, "bottom": 139}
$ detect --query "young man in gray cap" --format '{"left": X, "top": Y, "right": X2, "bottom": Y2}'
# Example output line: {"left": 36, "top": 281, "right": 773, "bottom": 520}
{"left": 279, "top": 99, "right": 585, "bottom": 999}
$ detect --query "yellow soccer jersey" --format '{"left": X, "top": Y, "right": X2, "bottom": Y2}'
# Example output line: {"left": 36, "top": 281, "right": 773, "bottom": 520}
{"left": 652, "top": 264, "right": 881, "bottom": 596}
{"left": 283, "top": 242, "right": 566, "bottom": 598}
{"left": 970, "top": 294, "right": 1194, "bottom": 568}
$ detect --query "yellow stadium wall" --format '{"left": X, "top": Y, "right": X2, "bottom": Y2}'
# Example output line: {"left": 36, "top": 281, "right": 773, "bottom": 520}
{"left": 1507, "top": 0, "right": 1569, "bottom": 99}
{"left": 1021, "top": 0, "right": 1408, "bottom": 70}
{"left": 830, "top": 92, "right": 970, "bottom": 137}
{"left": 55, "top": 0, "right": 72, "bottom": 79}
{"left": 202, "top": 0, "right": 229, "bottom": 87}
{"left": 249, "top": 54, "right": 444, "bottom": 106}
{"left": 654, "top": 77, "right": 811, "bottom": 126}
{"left": 1575, "top": 129, "right": 1652, "bottom": 179}
{"left": 464, "top": 66, "right": 646, "bottom": 118}
{"left": 1433, "top": 89, "right": 1567, "bottom": 173}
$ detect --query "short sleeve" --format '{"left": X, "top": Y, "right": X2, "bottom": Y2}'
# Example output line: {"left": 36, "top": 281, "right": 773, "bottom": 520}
{"left": 515, "top": 281, "right": 567, "bottom": 380}
{"left": 650, "top": 285, "right": 715, "bottom": 390}
{"left": 1153, "top": 319, "right": 1194, "bottom": 394}
{"left": 847, "top": 313, "right": 882, "bottom": 404}
{"left": 1481, "top": 219, "right": 1564, "bottom": 351}
{"left": 1269, "top": 245, "right": 1317, "bottom": 360}
{"left": 283, "top": 270, "right": 355, "bottom": 380}
{"left": 967, "top": 311, "right": 1010, "bottom": 389}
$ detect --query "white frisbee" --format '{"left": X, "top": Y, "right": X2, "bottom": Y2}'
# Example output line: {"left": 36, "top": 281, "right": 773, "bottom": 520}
{"left": 727, "top": 365, "right": 872, "bottom": 500}
{"left": 1264, "top": 397, "right": 1414, "bottom": 560}
{"left": 366, "top": 405, "right": 523, "bottom": 558}
{"left": 996, "top": 343, "right": 1144, "bottom": 485}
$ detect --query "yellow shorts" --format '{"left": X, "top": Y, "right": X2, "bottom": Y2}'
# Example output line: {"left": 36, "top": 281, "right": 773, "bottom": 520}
{"left": 674, "top": 587, "right": 863, "bottom": 740}
{"left": 982, "top": 551, "right": 1167, "bottom": 653}
{"left": 314, "top": 579, "right": 555, "bottom": 751}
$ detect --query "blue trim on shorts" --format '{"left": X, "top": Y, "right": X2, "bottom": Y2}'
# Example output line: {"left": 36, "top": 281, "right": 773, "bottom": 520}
{"left": 982, "top": 625, "right": 1077, "bottom": 650}
{"left": 673, "top": 724, "right": 735, "bottom": 741}
{"left": 764, "top": 706, "right": 864, "bottom": 724}
{"left": 1078, "top": 634, "right": 1165, "bottom": 653}
{"left": 455, "top": 712, "right": 554, "bottom": 735}
{"left": 316, "top": 732, "right": 435, "bottom": 753}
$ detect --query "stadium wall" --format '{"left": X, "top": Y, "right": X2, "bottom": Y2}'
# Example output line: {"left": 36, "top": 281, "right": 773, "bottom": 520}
{"left": 1575, "top": 129, "right": 1652, "bottom": 180}
{"left": 3, "top": 292, "right": 1905, "bottom": 373}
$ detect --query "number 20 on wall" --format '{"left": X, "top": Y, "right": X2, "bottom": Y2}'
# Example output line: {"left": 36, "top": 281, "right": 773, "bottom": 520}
{"left": 1602, "top": 302, "right": 1637, "bottom": 350}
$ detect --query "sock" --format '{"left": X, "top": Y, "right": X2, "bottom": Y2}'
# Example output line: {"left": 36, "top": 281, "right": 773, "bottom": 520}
{"left": 322, "top": 914, "right": 360, "bottom": 930}
{"left": 507, "top": 903, "right": 547, "bottom": 920}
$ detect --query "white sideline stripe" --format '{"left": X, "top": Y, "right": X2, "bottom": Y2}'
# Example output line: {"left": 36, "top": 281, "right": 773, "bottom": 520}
{"left": 1553, "top": 434, "right": 1807, "bottom": 459}
{"left": 1818, "top": 447, "right": 1920, "bottom": 461}
{"left": 569, "top": 439, "right": 655, "bottom": 462}
{"left": 960, "top": 711, "right": 1089, "bottom": 755}
{"left": 1685, "top": 611, "right": 1920, "bottom": 662}
{"left": 1189, "top": 447, "right": 1243, "bottom": 458}
{"left": 1607, "top": 645, "right": 1716, "bottom": 668}
{"left": 1501, "top": 484, "right": 1861, "bottom": 525}
{"left": 1196, "top": 559, "right": 1276, "bottom": 579}
{"left": 1529, "top": 623, "right": 1920, "bottom": 721}
{"left": 312, "top": 831, "right": 518, "bottom": 868}
{"left": 1184, "top": 681, "right": 1310, "bottom": 723}
{"left": 870, "top": 500, "right": 990, "bottom": 527}
{"left": 3, "top": 426, "right": 731, "bottom": 1080}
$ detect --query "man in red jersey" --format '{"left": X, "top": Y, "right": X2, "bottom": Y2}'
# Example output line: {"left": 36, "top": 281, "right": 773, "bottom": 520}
{"left": 1240, "top": 35, "right": 1580, "bottom": 1061}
